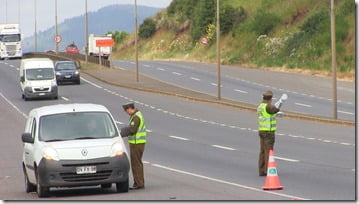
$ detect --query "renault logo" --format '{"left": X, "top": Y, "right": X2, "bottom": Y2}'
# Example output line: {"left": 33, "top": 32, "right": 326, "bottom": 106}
{"left": 81, "top": 149, "right": 88, "bottom": 156}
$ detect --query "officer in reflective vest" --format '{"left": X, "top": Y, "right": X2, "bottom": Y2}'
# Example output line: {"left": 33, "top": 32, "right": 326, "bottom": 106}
{"left": 122, "top": 102, "right": 147, "bottom": 190}
{"left": 257, "top": 91, "right": 280, "bottom": 176}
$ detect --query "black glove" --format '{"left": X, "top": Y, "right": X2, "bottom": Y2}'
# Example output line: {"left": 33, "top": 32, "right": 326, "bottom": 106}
{"left": 120, "top": 126, "right": 131, "bottom": 137}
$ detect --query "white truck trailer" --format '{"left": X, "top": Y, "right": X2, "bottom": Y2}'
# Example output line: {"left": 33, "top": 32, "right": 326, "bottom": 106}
{"left": 88, "top": 34, "right": 112, "bottom": 60}
{"left": 0, "top": 24, "right": 22, "bottom": 59}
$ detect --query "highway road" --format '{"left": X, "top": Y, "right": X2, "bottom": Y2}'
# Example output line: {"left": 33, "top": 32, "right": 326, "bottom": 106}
{"left": 113, "top": 60, "right": 355, "bottom": 121}
{"left": 0, "top": 59, "right": 355, "bottom": 200}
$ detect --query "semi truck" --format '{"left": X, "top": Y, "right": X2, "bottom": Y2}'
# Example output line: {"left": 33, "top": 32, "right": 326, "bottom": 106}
{"left": 88, "top": 34, "right": 112, "bottom": 59}
{"left": 0, "top": 24, "right": 22, "bottom": 59}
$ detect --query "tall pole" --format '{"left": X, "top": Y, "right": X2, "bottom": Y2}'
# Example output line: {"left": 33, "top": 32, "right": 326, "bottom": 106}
{"left": 5, "top": 0, "right": 8, "bottom": 23}
{"left": 55, "top": 0, "right": 59, "bottom": 54}
{"left": 330, "top": 0, "right": 337, "bottom": 119}
{"left": 134, "top": 0, "right": 139, "bottom": 82}
{"left": 216, "top": 0, "right": 221, "bottom": 100}
{"left": 18, "top": 0, "right": 20, "bottom": 24}
{"left": 85, "top": 0, "right": 89, "bottom": 63}
{"left": 34, "top": 0, "right": 38, "bottom": 52}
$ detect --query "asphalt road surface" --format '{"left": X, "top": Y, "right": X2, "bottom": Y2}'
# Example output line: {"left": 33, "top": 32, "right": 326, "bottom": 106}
{"left": 0, "top": 60, "right": 355, "bottom": 200}
{"left": 113, "top": 60, "right": 355, "bottom": 121}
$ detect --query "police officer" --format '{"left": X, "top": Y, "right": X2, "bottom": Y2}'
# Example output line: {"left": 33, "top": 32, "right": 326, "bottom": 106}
{"left": 121, "top": 102, "right": 147, "bottom": 190}
{"left": 257, "top": 90, "right": 280, "bottom": 176}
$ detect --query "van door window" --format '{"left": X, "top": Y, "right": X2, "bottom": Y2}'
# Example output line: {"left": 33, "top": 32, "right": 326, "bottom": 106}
{"left": 31, "top": 119, "right": 37, "bottom": 139}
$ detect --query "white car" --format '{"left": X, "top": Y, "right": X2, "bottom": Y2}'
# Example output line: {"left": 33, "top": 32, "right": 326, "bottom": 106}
{"left": 21, "top": 103, "right": 130, "bottom": 197}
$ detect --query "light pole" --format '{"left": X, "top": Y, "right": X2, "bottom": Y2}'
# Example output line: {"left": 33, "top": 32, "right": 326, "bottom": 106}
{"left": 134, "top": 0, "right": 139, "bottom": 82}
{"left": 34, "top": 0, "right": 38, "bottom": 52}
{"left": 330, "top": 0, "right": 337, "bottom": 119}
{"left": 85, "top": 0, "right": 89, "bottom": 63}
{"left": 5, "top": 0, "right": 8, "bottom": 23}
{"left": 216, "top": 0, "right": 221, "bottom": 100}
{"left": 55, "top": 0, "right": 59, "bottom": 54}
{"left": 18, "top": 0, "right": 20, "bottom": 24}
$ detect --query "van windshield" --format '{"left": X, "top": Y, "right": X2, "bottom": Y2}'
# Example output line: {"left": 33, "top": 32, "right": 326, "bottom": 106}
{"left": 26, "top": 68, "right": 54, "bottom": 80}
{"left": 39, "top": 112, "right": 118, "bottom": 142}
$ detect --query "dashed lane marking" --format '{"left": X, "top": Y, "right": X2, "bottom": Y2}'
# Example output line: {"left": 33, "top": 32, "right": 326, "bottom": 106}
{"left": 295, "top": 103, "right": 312, "bottom": 108}
{"left": 169, "top": 135, "right": 189, "bottom": 141}
{"left": 274, "top": 156, "right": 299, "bottom": 162}
{"left": 172, "top": 72, "right": 182, "bottom": 76}
{"left": 61, "top": 96, "right": 69, "bottom": 101}
{"left": 190, "top": 77, "right": 200, "bottom": 81}
{"left": 338, "top": 110, "right": 354, "bottom": 115}
{"left": 234, "top": 89, "right": 248, "bottom": 94}
{"left": 212, "top": 145, "right": 236, "bottom": 151}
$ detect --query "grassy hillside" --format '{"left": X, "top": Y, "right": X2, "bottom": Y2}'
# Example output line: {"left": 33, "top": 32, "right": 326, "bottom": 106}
{"left": 112, "top": 0, "right": 355, "bottom": 80}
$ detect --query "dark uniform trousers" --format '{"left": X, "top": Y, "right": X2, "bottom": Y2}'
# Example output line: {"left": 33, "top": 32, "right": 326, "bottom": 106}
{"left": 258, "top": 131, "right": 275, "bottom": 175}
{"left": 130, "top": 143, "right": 145, "bottom": 187}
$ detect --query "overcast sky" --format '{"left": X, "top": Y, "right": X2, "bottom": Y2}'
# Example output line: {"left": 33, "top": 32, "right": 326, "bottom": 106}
{"left": 0, "top": 0, "right": 173, "bottom": 37}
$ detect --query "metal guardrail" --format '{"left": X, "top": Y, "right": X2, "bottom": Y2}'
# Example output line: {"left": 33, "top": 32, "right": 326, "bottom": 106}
{"left": 23, "top": 52, "right": 111, "bottom": 68}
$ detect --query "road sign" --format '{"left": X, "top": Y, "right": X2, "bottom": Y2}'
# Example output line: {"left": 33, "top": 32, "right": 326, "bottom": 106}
{"left": 54, "top": 35, "right": 62, "bottom": 43}
{"left": 96, "top": 39, "right": 114, "bottom": 47}
{"left": 199, "top": 35, "right": 209, "bottom": 45}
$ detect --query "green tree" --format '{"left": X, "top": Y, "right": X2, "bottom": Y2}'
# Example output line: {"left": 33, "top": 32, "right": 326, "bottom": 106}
{"left": 139, "top": 18, "right": 157, "bottom": 39}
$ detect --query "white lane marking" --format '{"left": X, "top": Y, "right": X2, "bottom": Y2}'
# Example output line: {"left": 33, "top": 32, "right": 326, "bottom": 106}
{"left": 234, "top": 89, "right": 248, "bottom": 94}
{"left": 152, "top": 163, "right": 308, "bottom": 200}
{"left": 210, "top": 83, "right": 223, "bottom": 87}
{"left": 274, "top": 156, "right": 299, "bottom": 162}
{"left": 172, "top": 72, "right": 182, "bottom": 76}
{"left": 144, "top": 64, "right": 150, "bottom": 67}
{"left": 157, "top": 67, "right": 165, "bottom": 71}
{"left": 295, "top": 103, "right": 312, "bottom": 108}
{"left": 16, "top": 68, "right": 19, "bottom": 70}
{"left": 146, "top": 129, "right": 153, "bottom": 133}
{"left": 81, "top": 77, "right": 103, "bottom": 89}
{"left": 338, "top": 110, "right": 354, "bottom": 115}
{"left": 190, "top": 77, "right": 200, "bottom": 81}
{"left": 61, "top": 96, "right": 69, "bottom": 101}
{"left": 212, "top": 145, "right": 236, "bottom": 151}
{"left": 0, "top": 92, "right": 28, "bottom": 118}
{"left": 115, "top": 121, "right": 124, "bottom": 125}
{"left": 169, "top": 135, "right": 189, "bottom": 141}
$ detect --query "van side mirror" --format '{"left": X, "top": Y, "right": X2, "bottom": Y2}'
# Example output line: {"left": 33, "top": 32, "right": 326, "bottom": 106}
{"left": 20, "top": 76, "right": 25, "bottom": 82}
{"left": 21, "top": 133, "right": 34, "bottom": 144}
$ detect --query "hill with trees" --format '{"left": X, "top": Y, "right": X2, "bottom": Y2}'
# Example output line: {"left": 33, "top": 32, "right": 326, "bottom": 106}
{"left": 113, "top": 0, "right": 355, "bottom": 79}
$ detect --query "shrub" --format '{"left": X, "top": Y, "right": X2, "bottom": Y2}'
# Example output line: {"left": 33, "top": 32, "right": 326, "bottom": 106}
{"left": 249, "top": 10, "right": 281, "bottom": 36}
{"left": 139, "top": 18, "right": 156, "bottom": 39}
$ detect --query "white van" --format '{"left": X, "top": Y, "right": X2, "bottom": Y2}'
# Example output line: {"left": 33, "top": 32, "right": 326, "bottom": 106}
{"left": 20, "top": 58, "right": 58, "bottom": 100}
{"left": 21, "top": 103, "right": 130, "bottom": 197}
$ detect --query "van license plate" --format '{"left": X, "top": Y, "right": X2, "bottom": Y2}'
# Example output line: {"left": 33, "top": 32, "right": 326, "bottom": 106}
{"left": 76, "top": 166, "right": 96, "bottom": 174}
{"left": 39, "top": 93, "right": 45, "bottom": 96}
{"left": 65, "top": 75, "right": 71, "bottom": 78}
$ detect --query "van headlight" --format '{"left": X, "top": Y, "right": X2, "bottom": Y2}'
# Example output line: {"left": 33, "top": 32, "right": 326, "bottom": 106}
{"left": 56, "top": 72, "right": 61, "bottom": 76}
{"left": 42, "top": 146, "right": 60, "bottom": 161}
{"left": 111, "top": 142, "right": 124, "bottom": 157}
{"left": 74, "top": 70, "right": 79, "bottom": 75}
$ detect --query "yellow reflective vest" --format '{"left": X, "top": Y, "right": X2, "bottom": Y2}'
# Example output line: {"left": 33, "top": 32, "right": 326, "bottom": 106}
{"left": 128, "top": 111, "right": 147, "bottom": 144}
{"left": 257, "top": 103, "right": 277, "bottom": 131}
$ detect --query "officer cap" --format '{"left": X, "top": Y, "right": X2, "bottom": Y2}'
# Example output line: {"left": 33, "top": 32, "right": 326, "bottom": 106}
{"left": 122, "top": 102, "right": 135, "bottom": 110}
{"left": 263, "top": 90, "right": 273, "bottom": 98}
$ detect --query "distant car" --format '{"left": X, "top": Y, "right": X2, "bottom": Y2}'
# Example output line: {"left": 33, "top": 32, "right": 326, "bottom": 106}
{"left": 45, "top": 50, "right": 56, "bottom": 54}
{"left": 55, "top": 61, "right": 80, "bottom": 84}
{"left": 65, "top": 42, "right": 79, "bottom": 54}
{"left": 21, "top": 103, "right": 130, "bottom": 197}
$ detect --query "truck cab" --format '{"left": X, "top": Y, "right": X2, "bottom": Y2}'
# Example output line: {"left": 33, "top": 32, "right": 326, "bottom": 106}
{"left": 0, "top": 24, "right": 22, "bottom": 59}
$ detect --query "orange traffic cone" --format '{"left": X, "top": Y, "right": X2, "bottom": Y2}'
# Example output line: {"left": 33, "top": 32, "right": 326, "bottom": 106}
{"left": 262, "top": 149, "right": 283, "bottom": 190}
